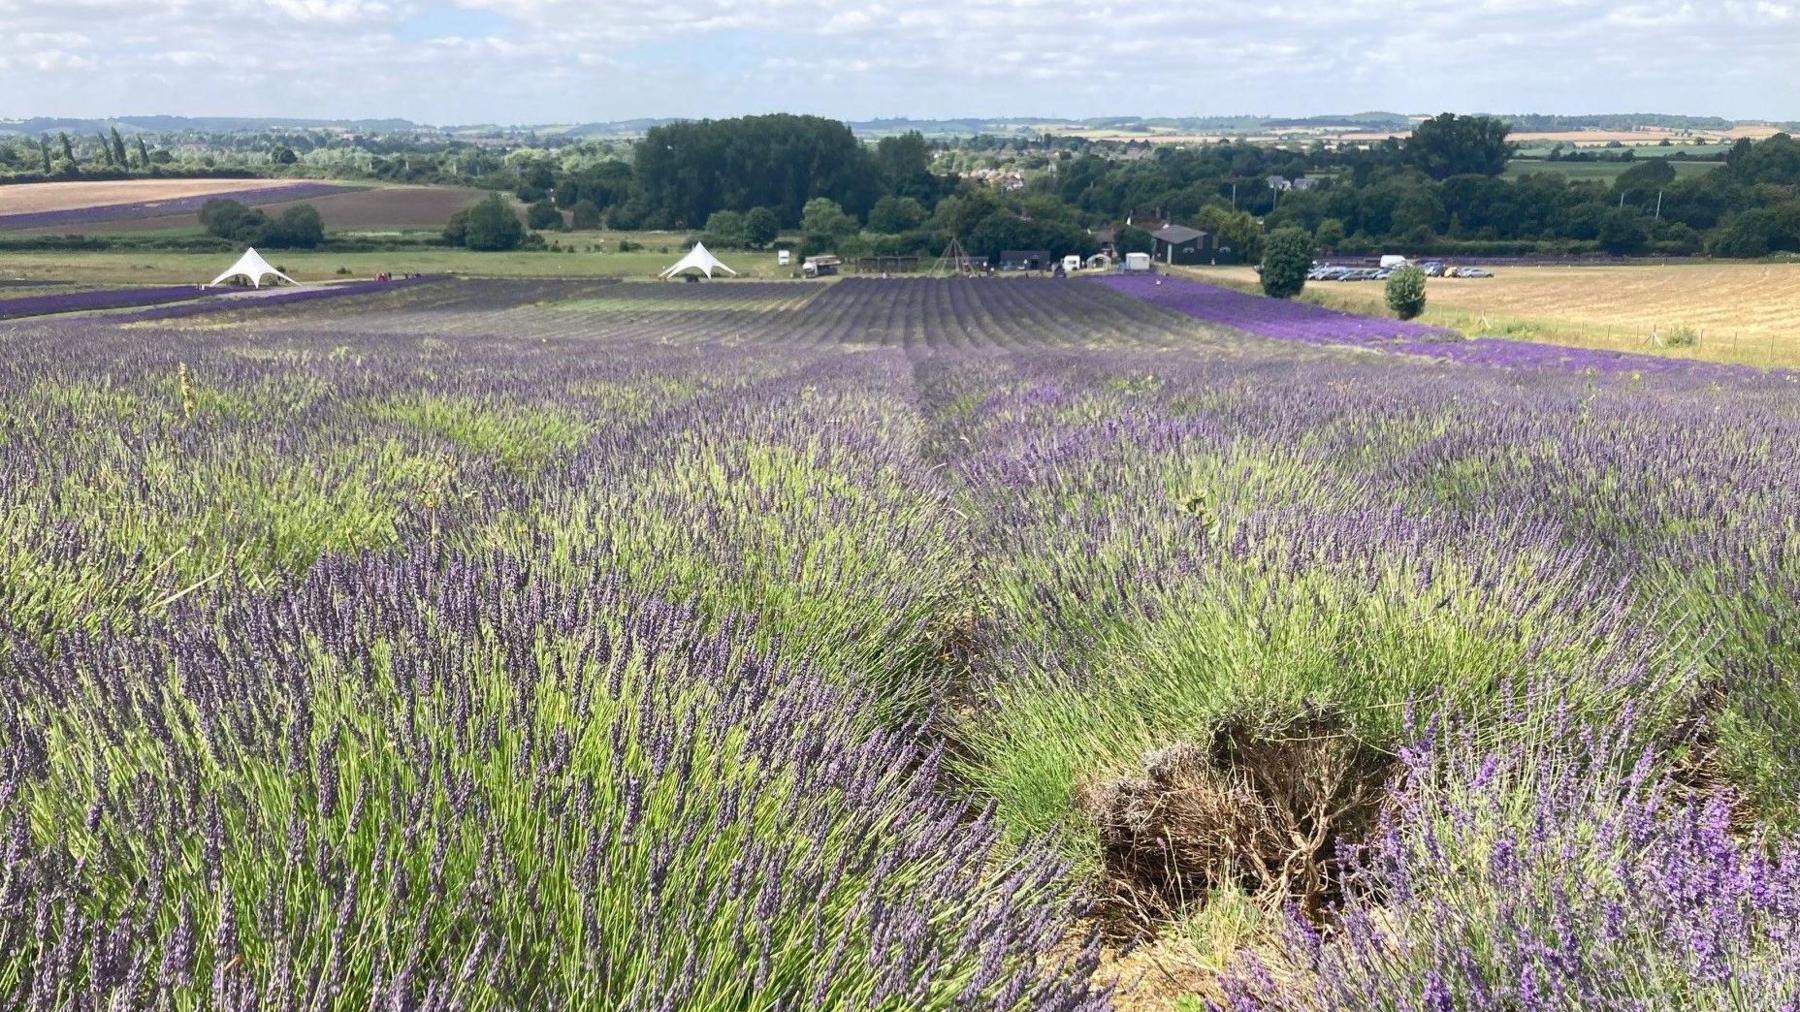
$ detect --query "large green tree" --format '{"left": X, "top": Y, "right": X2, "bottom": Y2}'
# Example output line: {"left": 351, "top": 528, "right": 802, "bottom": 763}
{"left": 801, "top": 198, "right": 858, "bottom": 237}
{"left": 703, "top": 210, "right": 748, "bottom": 247}
{"left": 1405, "top": 113, "right": 1513, "bottom": 180}
{"left": 446, "top": 194, "right": 525, "bottom": 251}
{"left": 632, "top": 114, "right": 882, "bottom": 229}
{"left": 742, "top": 207, "right": 781, "bottom": 248}
{"left": 867, "top": 195, "right": 925, "bottom": 234}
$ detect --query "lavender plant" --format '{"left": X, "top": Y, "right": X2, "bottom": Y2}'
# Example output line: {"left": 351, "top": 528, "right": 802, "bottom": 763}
{"left": 1, "top": 274, "right": 1796, "bottom": 1010}
{"left": 1217, "top": 703, "right": 1800, "bottom": 1009}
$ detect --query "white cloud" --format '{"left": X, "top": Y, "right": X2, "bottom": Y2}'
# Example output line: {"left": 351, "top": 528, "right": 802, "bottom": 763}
{"left": 0, "top": 0, "right": 1793, "bottom": 123}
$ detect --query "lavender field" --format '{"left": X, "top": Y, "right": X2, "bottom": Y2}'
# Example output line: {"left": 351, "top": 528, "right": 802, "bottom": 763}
{"left": 1, "top": 276, "right": 1797, "bottom": 1010}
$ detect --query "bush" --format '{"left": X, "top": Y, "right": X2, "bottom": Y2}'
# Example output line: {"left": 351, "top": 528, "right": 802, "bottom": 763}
{"left": 1259, "top": 227, "right": 1315, "bottom": 299}
{"left": 702, "top": 209, "right": 746, "bottom": 247}
{"left": 527, "top": 199, "right": 565, "bottom": 232}
{"left": 867, "top": 195, "right": 926, "bottom": 235}
{"left": 801, "top": 197, "right": 857, "bottom": 238}
{"left": 260, "top": 204, "right": 324, "bottom": 249}
{"left": 198, "top": 198, "right": 266, "bottom": 242}
{"left": 743, "top": 206, "right": 781, "bottom": 248}
{"left": 449, "top": 194, "right": 525, "bottom": 251}
{"left": 1384, "top": 265, "right": 1428, "bottom": 319}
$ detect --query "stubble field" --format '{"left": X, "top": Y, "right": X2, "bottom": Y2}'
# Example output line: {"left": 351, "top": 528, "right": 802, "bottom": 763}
{"left": 0, "top": 276, "right": 1796, "bottom": 1010}
{"left": 0, "top": 178, "right": 322, "bottom": 215}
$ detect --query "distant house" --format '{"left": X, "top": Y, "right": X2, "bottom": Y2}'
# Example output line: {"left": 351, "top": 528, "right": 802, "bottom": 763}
{"left": 1090, "top": 227, "right": 1118, "bottom": 258}
{"left": 999, "top": 249, "right": 1050, "bottom": 271}
{"left": 1290, "top": 176, "right": 1319, "bottom": 192}
{"left": 1150, "top": 225, "right": 1217, "bottom": 266}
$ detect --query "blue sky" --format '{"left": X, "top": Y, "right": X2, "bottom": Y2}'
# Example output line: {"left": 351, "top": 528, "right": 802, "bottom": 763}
{"left": 1, "top": 1, "right": 1796, "bottom": 124}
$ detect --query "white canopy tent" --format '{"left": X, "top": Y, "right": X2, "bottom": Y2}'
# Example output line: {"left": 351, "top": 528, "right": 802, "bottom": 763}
{"left": 658, "top": 242, "right": 738, "bottom": 280}
{"left": 206, "top": 247, "right": 299, "bottom": 289}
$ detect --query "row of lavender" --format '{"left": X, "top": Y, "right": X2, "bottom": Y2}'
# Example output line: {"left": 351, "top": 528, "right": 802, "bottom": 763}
{"left": 0, "top": 275, "right": 448, "bottom": 322}
{"left": 0, "top": 283, "right": 208, "bottom": 319}
{"left": 0, "top": 290, "right": 1111, "bottom": 1010}
{"left": 0, "top": 181, "right": 357, "bottom": 230}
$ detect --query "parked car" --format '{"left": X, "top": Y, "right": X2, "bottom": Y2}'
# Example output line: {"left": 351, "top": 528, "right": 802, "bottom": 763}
{"left": 1455, "top": 267, "right": 1495, "bottom": 278}
{"left": 1420, "top": 261, "right": 1447, "bottom": 277}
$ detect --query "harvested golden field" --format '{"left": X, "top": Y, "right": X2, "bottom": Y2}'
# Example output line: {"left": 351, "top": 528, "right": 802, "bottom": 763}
{"left": 0, "top": 178, "right": 303, "bottom": 215}
{"left": 1181, "top": 262, "right": 1800, "bottom": 369}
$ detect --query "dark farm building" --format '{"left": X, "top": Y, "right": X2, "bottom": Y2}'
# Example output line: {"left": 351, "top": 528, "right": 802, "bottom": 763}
{"left": 1151, "top": 225, "right": 1221, "bottom": 266}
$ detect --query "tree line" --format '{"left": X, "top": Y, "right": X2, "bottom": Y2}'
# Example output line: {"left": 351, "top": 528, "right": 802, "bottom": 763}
{"left": 13, "top": 112, "right": 1799, "bottom": 261}
{"left": 511, "top": 112, "right": 1800, "bottom": 261}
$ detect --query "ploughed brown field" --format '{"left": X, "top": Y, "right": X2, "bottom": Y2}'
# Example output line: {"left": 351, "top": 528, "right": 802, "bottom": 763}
{"left": 0, "top": 178, "right": 308, "bottom": 215}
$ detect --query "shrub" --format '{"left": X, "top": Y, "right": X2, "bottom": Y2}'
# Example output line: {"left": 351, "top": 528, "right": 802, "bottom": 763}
{"left": 1660, "top": 325, "right": 1700, "bottom": 348}
{"left": 527, "top": 199, "right": 565, "bottom": 232}
{"left": 1259, "top": 227, "right": 1315, "bottom": 299}
{"left": 868, "top": 195, "right": 926, "bottom": 235}
{"left": 197, "top": 198, "right": 266, "bottom": 242}
{"left": 260, "top": 204, "right": 324, "bottom": 249}
{"left": 449, "top": 194, "right": 525, "bottom": 251}
{"left": 1384, "top": 265, "right": 1428, "bottom": 319}
{"left": 743, "top": 206, "right": 781, "bottom": 248}
{"left": 801, "top": 197, "right": 857, "bottom": 237}
{"left": 702, "top": 209, "right": 746, "bottom": 247}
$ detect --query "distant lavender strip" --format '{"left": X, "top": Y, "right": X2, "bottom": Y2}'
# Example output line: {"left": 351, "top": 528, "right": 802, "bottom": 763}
{"left": 1093, "top": 272, "right": 1457, "bottom": 345}
{"left": 0, "top": 284, "right": 208, "bottom": 319}
{"left": 113, "top": 274, "right": 449, "bottom": 321}
{"left": 0, "top": 182, "right": 360, "bottom": 230}
{"left": 1096, "top": 273, "right": 1781, "bottom": 379}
